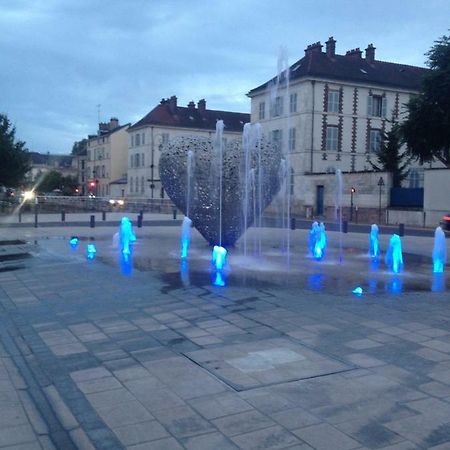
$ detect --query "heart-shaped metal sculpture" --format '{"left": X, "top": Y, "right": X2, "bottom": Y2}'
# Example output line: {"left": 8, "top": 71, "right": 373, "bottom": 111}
{"left": 159, "top": 135, "right": 282, "bottom": 247}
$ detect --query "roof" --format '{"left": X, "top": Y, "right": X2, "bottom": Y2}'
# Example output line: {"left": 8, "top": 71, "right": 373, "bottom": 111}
{"left": 129, "top": 100, "right": 250, "bottom": 132}
{"left": 88, "top": 123, "right": 130, "bottom": 141}
{"left": 248, "top": 50, "right": 429, "bottom": 95}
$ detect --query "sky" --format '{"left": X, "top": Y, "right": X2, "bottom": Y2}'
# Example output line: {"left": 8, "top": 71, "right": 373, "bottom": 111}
{"left": 1, "top": 0, "right": 449, "bottom": 154}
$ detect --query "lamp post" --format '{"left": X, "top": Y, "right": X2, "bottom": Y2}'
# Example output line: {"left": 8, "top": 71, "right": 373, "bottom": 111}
{"left": 377, "top": 177, "right": 385, "bottom": 224}
{"left": 350, "top": 187, "right": 356, "bottom": 222}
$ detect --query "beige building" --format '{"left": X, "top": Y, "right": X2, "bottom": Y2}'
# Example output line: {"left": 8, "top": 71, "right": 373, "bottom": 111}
{"left": 248, "top": 38, "right": 434, "bottom": 216}
{"left": 127, "top": 96, "right": 250, "bottom": 198}
{"left": 85, "top": 118, "right": 130, "bottom": 197}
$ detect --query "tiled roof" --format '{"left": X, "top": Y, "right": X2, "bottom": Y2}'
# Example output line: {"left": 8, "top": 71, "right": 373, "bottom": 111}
{"left": 88, "top": 123, "right": 130, "bottom": 140}
{"left": 129, "top": 99, "right": 249, "bottom": 132}
{"left": 248, "top": 49, "right": 429, "bottom": 95}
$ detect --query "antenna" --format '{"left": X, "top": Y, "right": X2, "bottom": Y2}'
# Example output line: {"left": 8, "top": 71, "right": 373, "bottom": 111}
{"left": 96, "top": 104, "right": 101, "bottom": 124}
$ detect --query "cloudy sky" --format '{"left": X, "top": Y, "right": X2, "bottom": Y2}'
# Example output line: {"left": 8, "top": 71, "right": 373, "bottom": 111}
{"left": 1, "top": 0, "right": 449, "bottom": 154}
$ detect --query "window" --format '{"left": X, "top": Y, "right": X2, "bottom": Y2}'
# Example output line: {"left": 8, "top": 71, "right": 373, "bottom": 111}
{"left": 369, "top": 129, "right": 382, "bottom": 153}
{"left": 162, "top": 133, "right": 169, "bottom": 144}
{"left": 81, "top": 160, "right": 85, "bottom": 170}
{"left": 289, "top": 127, "right": 296, "bottom": 151}
{"left": 142, "top": 133, "right": 145, "bottom": 145}
{"left": 327, "top": 90, "right": 340, "bottom": 113}
{"left": 326, "top": 126, "right": 338, "bottom": 151}
{"left": 135, "top": 153, "right": 140, "bottom": 167}
{"left": 368, "top": 94, "right": 386, "bottom": 117}
{"left": 271, "top": 129, "right": 282, "bottom": 149}
{"left": 272, "top": 96, "right": 283, "bottom": 117}
{"left": 141, "top": 153, "right": 145, "bottom": 167}
{"left": 130, "top": 177, "right": 134, "bottom": 193}
{"left": 289, "top": 93, "right": 297, "bottom": 113}
{"left": 101, "top": 165, "right": 105, "bottom": 177}
{"left": 130, "top": 135, "right": 134, "bottom": 147}
{"left": 408, "top": 168, "right": 423, "bottom": 188}
{"left": 135, "top": 133, "right": 140, "bottom": 146}
{"left": 259, "top": 101, "right": 265, "bottom": 120}
{"left": 141, "top": 176, "right": 145, "bottom": 194}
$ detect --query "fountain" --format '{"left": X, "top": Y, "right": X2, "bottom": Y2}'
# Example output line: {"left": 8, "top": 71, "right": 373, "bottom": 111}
{"left": 212, "top": 245, "right": 227, "bottom": 270}
{"left": 180, "top": 217, "right": 192, "bottom": 259}
{"left": 385, "top": 234, "right": 403, "bottom": 273}
{"left": 69, "top": 236, "right": 79, "bottom": 249}
{"left": 86, "top": 243, "right": 96, "bottom": 260}
{"left": 369, "top": 224, "right": 380, "bottom": 259}
{"left": 432, "top": 225, "right": 447, "bottom": 273}
{"left": 119, "top": 217, "right": 136, "bottom": 256}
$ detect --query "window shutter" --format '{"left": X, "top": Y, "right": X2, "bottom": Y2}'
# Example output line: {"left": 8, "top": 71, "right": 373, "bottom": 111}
{"left": 381, "top": 97, "right": 387, "bottom": 117}
{"left": 367, "top": 95, "right": 373, "bottom": 116}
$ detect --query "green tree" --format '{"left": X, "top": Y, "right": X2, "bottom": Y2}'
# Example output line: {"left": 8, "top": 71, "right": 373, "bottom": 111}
{"left": 0, "top": 114, "right": 31, "bottom": 187}
{"left": 400, "top": 34, "right": 450, "bottom": 167}
{"left": 38, "top": 170, "right": 78, "bottom": 195}
{"left": 71, "top": 138, "right": 87, "bottom": 156}
{"left": 371, "top": 124, "right": 410, "bottom": 187}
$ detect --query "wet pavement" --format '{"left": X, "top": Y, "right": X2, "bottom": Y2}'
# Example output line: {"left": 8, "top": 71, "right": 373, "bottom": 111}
{"left": 0, "top": 221, "right": 450, "bottom": 449}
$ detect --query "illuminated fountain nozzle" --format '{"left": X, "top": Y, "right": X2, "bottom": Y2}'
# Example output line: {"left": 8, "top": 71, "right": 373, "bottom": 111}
{"left": 212, "top": 245, "right": 227, "bottom": 270}
{"left": 86, "top": 243, "right": 96, "bottom": 260}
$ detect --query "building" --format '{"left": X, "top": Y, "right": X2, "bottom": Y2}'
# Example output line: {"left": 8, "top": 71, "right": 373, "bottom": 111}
{"left": 247, "top": 38, "right": 434, "bottom": 216}
{"left": 27, "top": 152, "right": 77, "bottom": 184}
{"left": 85, "top": 118, "right": 130, "bottom": 197}
{"left": 127, "top": 96, "right": 250, "bottom": 198}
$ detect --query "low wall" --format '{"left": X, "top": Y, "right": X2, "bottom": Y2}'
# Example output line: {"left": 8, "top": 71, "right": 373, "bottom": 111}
{"left": 386, "top": 209, "right": 425, "bottom": 227}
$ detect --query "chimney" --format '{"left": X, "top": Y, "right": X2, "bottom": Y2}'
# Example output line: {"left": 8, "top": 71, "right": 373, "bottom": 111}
{"left": 187, "top": 101, "right": 195, "bottom": 110}
{"left": 197, "top": 99, "right": 206, "bottom": 114}
{"left": 345, "top": 48, "right": 362, "bottom": 59}
{"left": 169, "top": 95, "right": 177, "bottom": 114}
{"left": 304, "top": 41, "right": 323, "bottom": 57}
{"left": 109, "top": 117, "right": 119, "bottom": 130}
{"left": 365, "top": 43, "right": 376, "bottom": 63}
{"left": 325, "top": 36, "right": 336, "bottom": 58}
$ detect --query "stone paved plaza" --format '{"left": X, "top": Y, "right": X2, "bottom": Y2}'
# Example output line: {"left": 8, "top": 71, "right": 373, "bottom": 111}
{"left": 1, "top": 219, "right": 450, "bottom": 450}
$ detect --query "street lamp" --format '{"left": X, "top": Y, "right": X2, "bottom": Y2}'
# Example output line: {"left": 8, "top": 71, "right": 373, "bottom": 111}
{"left": 350, "top": 187, "right": 356, "bottom": 221}
{"left": 377, "top": 177, "right": 385, "bottom": 224}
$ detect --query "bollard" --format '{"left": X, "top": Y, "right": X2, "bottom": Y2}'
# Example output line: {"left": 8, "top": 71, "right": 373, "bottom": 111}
{"left": 139, "top": 210, "right": 144, "bottom": 218}
{"left": 398, "top": 223, "right": 405, "bottom": 237}
{"left": 290, "top": 217, "right": 296, "bottom": 230}
{"left": 342, "top": 220, "right": 348, "bottom": 233}
{"left": 102, "top": 211, "right": 106, "bottom": 221}
{"left": 90, "top": 215, "right": 95, "bottom": 228}
{"left": 173, "top": 208, "right": 177, "bottom": 220}
{"left": 18, "top": 211, "right": 22, "bottom": 223}
{"left": 137, "top": 214, "right": 143, "bottom": 228}
{"left": 61, "top": 210, "right": 65, "bottom": 222}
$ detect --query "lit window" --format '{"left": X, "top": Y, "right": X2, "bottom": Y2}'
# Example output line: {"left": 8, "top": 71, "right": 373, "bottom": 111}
{"left": 369, "top": 129, "right": 382, "bottom": 153}
{"left": 327, "top": 90, "right": 340, "bottom": 113}
{"left": 326, "top": 126, "right": 338, "bottom": 151}
{"left": 289, "top": 93, "right": 297, "bottom": 113}
{"left": 259, "top": 102, "right": 265, "bottom": 120}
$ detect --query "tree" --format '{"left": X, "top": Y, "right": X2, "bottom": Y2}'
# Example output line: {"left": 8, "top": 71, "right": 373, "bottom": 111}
{"left": 0, "top": 114, "right": 31, "bottom": 187}
{"left": 38, "top": 170, "right": 78, "bottom": 195}
{"left": 400, "top": 34, "right": 450, "bottom": 167}
{"left": 71, "top": 139, "right": 87, "bottom": 156}
{"left": 371, "top": 124, "right": 411, "bottom": 187}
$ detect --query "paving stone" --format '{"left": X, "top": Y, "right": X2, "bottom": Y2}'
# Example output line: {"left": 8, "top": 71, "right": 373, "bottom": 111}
{"left": 213, "top": 410, "right": 275, "bottom": 437}
{"left": 230, "top": 425, "right": 300, "bottom": 450}
{"left": 270, "top": 407, "right": 322, "bottom": 430}
{"left": 182, "top": 432, "right": 240, "bottom": 450}
{"left": 0, "top": 423, "right": 37, "bottom": 447}
{"left": 75, "top": 376, "right": 122, "bottom": 394}
{"left": 127, "top": 436, "right": 184, "bottom": 450}
{"left": 188, "top": 392, "right": 253, "bottom": 420}
{"left": 95, "top": 400, "right": 154, "bottom": 428}
{"left": 112, "top": 420, "right": 169, "bottom": 446}
{"left": 293, "top": 423, "right": 361, "bottom": 450}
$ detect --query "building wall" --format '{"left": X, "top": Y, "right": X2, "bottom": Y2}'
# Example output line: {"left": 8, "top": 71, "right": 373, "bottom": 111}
{"left": 424, "top": 168, "right": 450, "bottom": 226}
{"left": 127, "top": 125, "right": 242, "bottom": 199}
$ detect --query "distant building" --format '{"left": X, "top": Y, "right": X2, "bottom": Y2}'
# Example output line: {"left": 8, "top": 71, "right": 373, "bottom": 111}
{"left": 127, "top": 96, "right": 250, "bottom": 198}
{"left": 247, "top": 37, "right": 434, "bottom": 216}
{"left": 27, "top": 152, "right": 76, "bottom": 184}
{"left": 85, "top": 118, "right": 130, "bottom": 197}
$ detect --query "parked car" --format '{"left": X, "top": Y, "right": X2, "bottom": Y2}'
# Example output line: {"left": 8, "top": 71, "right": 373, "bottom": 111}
{"left": 441, "top": 213, "right": 450, "bottom": 232}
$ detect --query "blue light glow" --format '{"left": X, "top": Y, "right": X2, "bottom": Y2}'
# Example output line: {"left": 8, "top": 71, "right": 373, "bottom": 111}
{"left": 119, "top": 217, "right": 136, "bottom": 255}
{"left": 180, "top": 217, "right": 192, "bottom": 259}
{"left": 86, "top": 243, "right": 96, "bottom": 260}
{"left": 119, "top": 251, "right": 133, "bottom": 276}
{"left": 212, "top": 271, "right": 226, "bottom": 287}
{"left": 307, "top": 273, "right": 324, "bottom": 291}
{"left": 212, "top": 245, "right": 227, "bottom": 270}
{"left": 385, "top": 234, "right": 403, "bottom": 273}
{"left": 352, "top": 286, "right": 363, "bottom": 295}
{"left": 69, "top": 236, "right": 79, "bottom": 249}
{"left": 309, "top": 222, "right": 327, "bottom": 260}
{"left": 386, "top": 276, "right": 403, "bottom": 294}
{"left": 180, "top": 259, "right": 190, "bottom": 287}
{"left": 432, "top": 226, "right": 447, "bottom": 273}
{"left": 431, "top": 273, "right": 446, "bottom": 292}
{"left": 369, "top": 224, "right": 379, "bottom": 259}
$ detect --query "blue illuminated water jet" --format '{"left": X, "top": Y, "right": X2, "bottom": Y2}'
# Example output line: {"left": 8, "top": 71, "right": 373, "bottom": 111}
{"left": 308, "top": 222, "right": 327, "bottom": 260}
{"left": 180, "top": 217, "right": 192, "bottom": 259}
{"left": 119, "top": 217, "right": 136, "bottom": 255}
{"left": 432, "top": 226, "right": 447, "bottom": 273}
{"left": 180, "top": 259, "right": 190, "bottom": 287}
{"left": 69, "top": 236, "right": 79, "bottom": 249}
{"left": 86, "top": 243, "right": 96, "bottom": 260}
{"left": 352, "top": 286, "right": 363, "bottom": 296}
{"left": 369, "top": 224, "right": 379, "bottom": 259}
{"left": 385, "top": 234, "right": 403, "bottom": 273}
{"left": 386, "top": 276, "right": 403, "bottom": 294}
{"left": 212, "top": 245, "right": 227, "bottom": 270}
{"left": 212, "top": 271, "right": 226, "bottom": 287}
{"left": 432, "top": 273, "right": 445, "bottom": 292}
{"left": 119, "top": 251, "right": 133, "bottom": 275}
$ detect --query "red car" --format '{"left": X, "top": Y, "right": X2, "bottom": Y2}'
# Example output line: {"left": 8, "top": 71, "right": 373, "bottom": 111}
{"left": 442, "top": 214, "right": 450, "bottom": 232}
